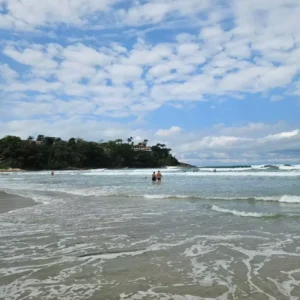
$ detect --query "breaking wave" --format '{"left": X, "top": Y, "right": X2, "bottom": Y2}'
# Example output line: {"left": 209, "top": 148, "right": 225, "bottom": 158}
{"left": 211, "top": 205, "right": 278, "bottom": 218}
{"left": 142, "top": 194, "right": 300, "bottom": 204}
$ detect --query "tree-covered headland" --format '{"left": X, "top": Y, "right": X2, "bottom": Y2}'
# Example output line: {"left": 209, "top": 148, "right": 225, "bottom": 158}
{"left": 0, "top": 135, "right": 179, "bottom": 170}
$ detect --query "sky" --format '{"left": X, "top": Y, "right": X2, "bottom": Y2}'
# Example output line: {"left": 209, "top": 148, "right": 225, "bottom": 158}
{"left": 0, "top": 0, "right": 299, "bottom": 166}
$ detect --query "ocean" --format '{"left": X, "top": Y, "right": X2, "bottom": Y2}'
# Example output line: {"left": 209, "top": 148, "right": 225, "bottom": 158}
{"left": 1, "top": 165, "right": 300, "bottom": 300}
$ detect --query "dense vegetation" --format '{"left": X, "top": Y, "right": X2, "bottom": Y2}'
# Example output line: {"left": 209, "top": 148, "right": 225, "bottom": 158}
{"left": 0, "top": 135, "right": 179, "bottom": 170}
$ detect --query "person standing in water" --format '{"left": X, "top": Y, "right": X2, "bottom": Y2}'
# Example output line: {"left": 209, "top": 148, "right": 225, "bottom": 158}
{"left": 156, "top": 171, "right": 162, "bottom": 183}
{"left": 152, "top": 172, "right": 156, "bottom": 183}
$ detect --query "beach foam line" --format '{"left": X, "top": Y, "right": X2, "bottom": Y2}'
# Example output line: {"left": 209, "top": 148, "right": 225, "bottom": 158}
{"left": 3, "top": 187, "right": 300, "bottom": 205}
{"left": 81, "top": 171, "right": 300, "bottom": 177}
{"left": 143, "top": 194, "right": 300, "bottom": 203}
{"left": 1, "top": 189, "right": 68, "bottom": 205}
{"left": 211, "top": 205, "right": 278, "bottom": 218}
{"left": 143, "top": 194, "right": 190, "bottom": 199}
{"left": 254, "top": 195, "right": 300, "bottom": 204}
{"left": 276, "top": 195, "right": 300, "bottom": 204}
{"left": 5, "top": 168, "right": 300, "bottom": 177}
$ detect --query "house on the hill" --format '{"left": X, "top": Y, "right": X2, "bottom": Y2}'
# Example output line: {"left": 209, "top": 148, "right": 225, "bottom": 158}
{"left": 133, "top": 142, "right": 152, "bottom": 152}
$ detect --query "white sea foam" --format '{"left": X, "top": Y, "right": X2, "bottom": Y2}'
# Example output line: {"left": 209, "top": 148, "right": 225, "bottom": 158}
{"left": 81, "top": 170, "right": 300, "bottom": 177}
{"left": 253, "top": 195, "right": 300, "bottom": 204}
{"left": 198, "top": 164, "right": 300, "bottom": 172}
{"left": 277, "top": 195, "right": 300, "bottom": 203}
{"left": 211, "top": 205, "right": 277, "bottom": 218}
{"left": 143, "top": 194, "right": 300, "bottom": 204}
{"left": 2, "top": 166, "right": 300, "bottom": 177}
{"left": 52, "top": 186, "right": 120, "bottom": 197}
{"left": 120, "top": 290, "right": 207, "bottom": 300}
{"left": 143, "top": 194, "right": 190, "bottom": 199}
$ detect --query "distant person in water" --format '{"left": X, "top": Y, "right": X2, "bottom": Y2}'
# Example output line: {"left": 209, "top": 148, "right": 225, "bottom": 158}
{"left": 152, "top": 172, "right": 156, "bottom": 182}
{"left": 156, "top": 171, "right": 162, "bottom": 183}
{"left": 51, "top": 171, "right": 54, "bottom": 176}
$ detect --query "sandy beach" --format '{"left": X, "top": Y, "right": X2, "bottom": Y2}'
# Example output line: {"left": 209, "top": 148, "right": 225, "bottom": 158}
{"left": 0, "top": 190, "right": 37, "bottom": 214}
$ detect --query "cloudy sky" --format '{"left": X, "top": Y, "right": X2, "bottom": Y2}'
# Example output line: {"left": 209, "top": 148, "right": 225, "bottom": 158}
{"left": 0, "top": 0, "right": 299, "bottom": 166}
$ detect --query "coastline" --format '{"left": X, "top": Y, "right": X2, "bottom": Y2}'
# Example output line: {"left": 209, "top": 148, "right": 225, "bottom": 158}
{"left": 0, "top": 190, "right": 37, "bottom": 213}
{"left": 0, "top": 168, "right": 24, "bottom": 173}
{"left": 0, "top": 165, "right": 185, "bottom": 172}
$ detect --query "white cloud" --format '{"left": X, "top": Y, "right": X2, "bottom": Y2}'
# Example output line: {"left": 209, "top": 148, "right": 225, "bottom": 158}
{"left": 3, "top": 44, "right": 58, "bottom": 69}
{"left": 264, "top": 129, "right": 299, "bottom": 141}
{"left": 217, "top": 122, "right": 287, "bottom": 137}
{"left": 1, "top": 0, "right": 300, "bottom": 115}
{"left": 0, "top": 64, "right": 19, "bottom": 81}
{"left": 108, "top": 64, "right": 143, "bottom": 83}
{"left": 120, "top": 0, "right": 211, "bottom": 26}
{"left": 0, "top": 0, "right": 116, "bottom": 29}
{"left": 62, "top": 44, "right": 112, "bottom": 66}
{"left": 155, "top": 126, "right": 182, "bottom": 137}
{"left": 0, "top": 117, "right": 130, "bottom": 141}
{"left": 1, "top": 0, "right": 300, "bottom": 165}
{"left": 179, "top": 136, "right": 252, "bottom": 152}
{"left": 270, "top": 95, "right": 283, "bottom": 102}
{"left": 1, "top": 119, "right": 299, "bottom": 165}
{"left": 177, "top": 43, "right": 200, "bottom": 57}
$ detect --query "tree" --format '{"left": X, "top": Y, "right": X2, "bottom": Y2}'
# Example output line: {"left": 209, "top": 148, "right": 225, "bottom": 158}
{"left": 0, "top": 135, "right": 179, "bottom": 170}
{"left": 68, "top": 138, "right": 76, "bottom": 145}
{"left": 37, "top": 135, "right": 45, "bottom": 142}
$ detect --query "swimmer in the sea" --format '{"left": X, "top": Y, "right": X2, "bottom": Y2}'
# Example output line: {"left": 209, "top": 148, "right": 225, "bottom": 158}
{"left": 156, "top": 171, "right": 162, "bottom": 183}
{"left": 152, "top": 172, "right": 156, "bottom": 183}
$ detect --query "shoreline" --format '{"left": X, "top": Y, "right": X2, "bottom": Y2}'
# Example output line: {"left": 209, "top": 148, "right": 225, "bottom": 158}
{"left": 0, "top": 190, "right": 37, "bottom": 214}
{"left": 0, "top": 165, "right": 186, "bottom": 173}
{"left": 0, "top": 168, "right": 24, "bottom": 173}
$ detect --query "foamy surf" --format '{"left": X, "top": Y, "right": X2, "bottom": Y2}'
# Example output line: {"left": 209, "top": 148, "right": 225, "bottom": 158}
{"left": 143, "top": 194, "right": 190, "bottom": 199}
{"left": 255, "top": 195, "right": 300, "bottom": 204}
{"left": 211, "top": 205, "right": 277, "bottom": 218}
{"left": 277, "top": 195, "right": 300, "bottom": 204}
{"left": 1, "top": 167, "right": 300, "bottom": 300}
{"left": 143, "top": 194, "right": 300, "bottom": 204}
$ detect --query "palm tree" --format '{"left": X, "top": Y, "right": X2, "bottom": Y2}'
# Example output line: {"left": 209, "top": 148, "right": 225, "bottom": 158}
{"left": 37, "top": 135, "right": 44, "bottom": 142}
{"left": 27, "top": 136, "right": 34, "bottom": 142}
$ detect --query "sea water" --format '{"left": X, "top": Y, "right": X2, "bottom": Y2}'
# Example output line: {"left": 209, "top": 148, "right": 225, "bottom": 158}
{"left": 0, "top": 165, "right": 300, "bottom": 299}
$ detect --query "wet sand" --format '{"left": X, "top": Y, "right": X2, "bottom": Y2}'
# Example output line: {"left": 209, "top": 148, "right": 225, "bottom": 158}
{"left": 0, "top": 190, "right": 37, "bottom": 214}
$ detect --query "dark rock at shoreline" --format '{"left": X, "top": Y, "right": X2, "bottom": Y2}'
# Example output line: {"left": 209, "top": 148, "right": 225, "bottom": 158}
{"left": 179, "top": 162, "right": 197, "bottom": 168}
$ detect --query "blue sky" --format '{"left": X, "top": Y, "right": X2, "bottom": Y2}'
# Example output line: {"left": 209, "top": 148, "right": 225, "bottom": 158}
{"left": 0, "top": 0, "right": 299, "bottom": 166}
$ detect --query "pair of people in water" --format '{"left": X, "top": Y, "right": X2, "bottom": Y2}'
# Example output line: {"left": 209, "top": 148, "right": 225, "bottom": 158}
{"left": 152, "top": 171, "right": 162, "bottom": 183}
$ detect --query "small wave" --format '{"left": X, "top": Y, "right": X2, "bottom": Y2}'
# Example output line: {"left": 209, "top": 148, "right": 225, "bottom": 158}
{"left": 142, "top": 194, "right": 300, "bottom": 204}
{"left": 211, "top": 205, "right": 277, "bottom": 218}
{"left": 199, "top": 164, "right": 300, "bottom": 172}
{"left": 3, "top": 185, "right": 300, "bottom": 206}
{"left": 143, "top": 194, "right": 190, "bottom": 199}
{"left": 277, "top": 195, "right": 300, "bottom": 204}
{"left": 254, "top": 195, "right": 300, "bottom": 204}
